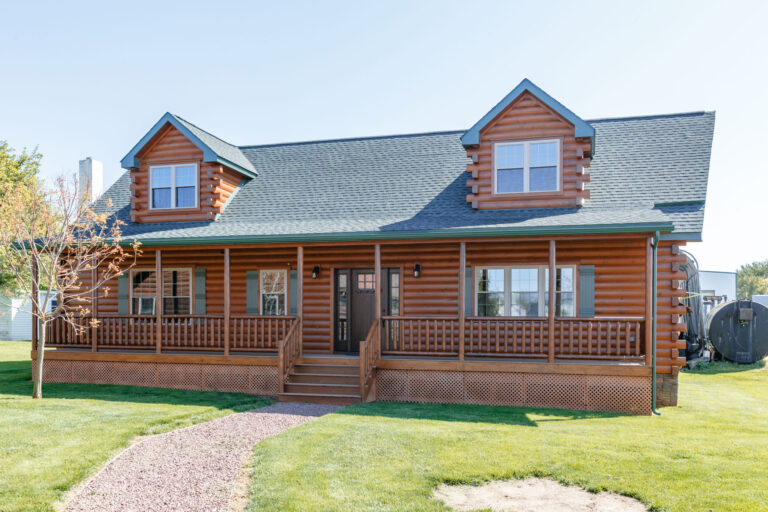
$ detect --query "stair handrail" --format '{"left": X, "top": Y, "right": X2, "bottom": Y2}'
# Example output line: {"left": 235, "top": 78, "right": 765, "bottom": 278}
{"left": 278, "top": 318, "right": 302, "bottom": 394}
{"left": 359, "top": 319, "right": 380, "bottom": 401}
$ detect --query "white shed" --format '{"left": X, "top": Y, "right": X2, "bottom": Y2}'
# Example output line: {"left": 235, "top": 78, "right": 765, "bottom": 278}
{"left": 0, "top": 292, "right": 57, "bottom": 341}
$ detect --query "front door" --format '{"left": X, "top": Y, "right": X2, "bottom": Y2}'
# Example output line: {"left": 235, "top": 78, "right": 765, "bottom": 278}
{"left": 334, "top": 268, "right": 397, "bottom": 353}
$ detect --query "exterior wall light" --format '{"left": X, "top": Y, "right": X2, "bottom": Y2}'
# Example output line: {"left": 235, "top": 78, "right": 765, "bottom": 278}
{"left": 413, "top": 263, "right": 422, "bottom": 278}
{"left": 312, "top": 266, "right": 320, "bottom": 279}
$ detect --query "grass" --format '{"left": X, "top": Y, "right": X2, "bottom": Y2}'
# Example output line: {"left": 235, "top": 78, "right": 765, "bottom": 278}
{"left": 248, "top": 360, "right": 768, "bottom": 512}
{"left": 0, "top": 341, "right": 271, "bottom": 512}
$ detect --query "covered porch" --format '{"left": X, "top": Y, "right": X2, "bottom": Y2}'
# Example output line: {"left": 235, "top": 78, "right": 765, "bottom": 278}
{"left": 36, "top": 234, "right": 661, "bottom": 412}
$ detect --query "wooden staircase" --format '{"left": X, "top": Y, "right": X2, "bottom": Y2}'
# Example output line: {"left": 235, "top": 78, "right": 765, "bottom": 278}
{"left": 278, "top": 356, "right": 361, "bottom": 405}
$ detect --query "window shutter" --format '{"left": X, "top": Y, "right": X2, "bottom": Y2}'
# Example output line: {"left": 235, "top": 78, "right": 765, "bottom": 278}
{"left": 246, "top": 271, "right": 259, "bottom": 315}
{"left": 464, "top": 267, "right": 472, "bottom": 315}
{"left": 289, "top": 270, "right": 298, "bottom": 316}
{"left": 194, "top": 268, "right": 206, "bottom": 315}
{"left": 579, "top": 265, "right": 595, "bottom": 317}
{"left": 118, "top": 273, "right": 130, "bottom": 314}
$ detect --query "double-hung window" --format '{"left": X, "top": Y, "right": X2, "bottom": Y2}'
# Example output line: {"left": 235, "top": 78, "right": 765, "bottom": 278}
{"left": 495, "top": 140, "right": 560, "bottom": 194}
{"left": 260, "top": 270, "right": 287, "bottom": 316}
{"left": 150, "top": 163, "right": 198, "bottom": 209}
{"left": 475, "top": 266, "right": 575, "bottom": 317}
{"left": 130, "top": 268, "right": 192, "bottom": 315}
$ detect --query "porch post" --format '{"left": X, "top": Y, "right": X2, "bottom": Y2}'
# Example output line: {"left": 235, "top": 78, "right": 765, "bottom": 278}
{"left": 224, "top": 248, "right": 231, "bottom": 356}
{"left": 296, "top": 246, "right": 303, "bottom": 321}
{"left": 645, "top": 236, "right": 653, "bottom": 366}
{"left": 155, "top": 250, "right": 162, "bottom": 354}
{"left": 458, "top": 241, "right": 466, "bottom": 361}
{"left": 31, "top": 256, "right": 38, "bottom": 352}
{"left": 374, "top": 244, "right": 381, "bottom": 322}
{"left": 548, "top": 240, "right": 556, "bottom": 363}
{"left": 91, "top": 258, "right": 98, "bottom": 352}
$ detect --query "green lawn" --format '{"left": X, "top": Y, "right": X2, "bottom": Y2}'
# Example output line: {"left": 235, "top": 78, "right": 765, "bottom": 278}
{"left": 0, "top": 341, "right": 270, "bottom": 512}
{"left": 248, "top": 361, "right": 768, "bottom": 512}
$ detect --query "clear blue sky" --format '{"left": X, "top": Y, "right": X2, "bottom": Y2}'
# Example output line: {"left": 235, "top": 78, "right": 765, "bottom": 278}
{"left": 1, "top": 0, "right": 765, "bottom": 272}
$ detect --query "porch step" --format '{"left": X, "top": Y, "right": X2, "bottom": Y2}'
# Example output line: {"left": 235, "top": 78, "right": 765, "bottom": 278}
{"left": 278, "top": 392, "right": 361, "bottom": 405}
{"left": 292, "top": 363, "right": 358, "bottom": 376}
{"left": 283, "top": 382, "right": 359, "bottom": 395}
{"left": 288, "top": 372, "right": 359, "bottom": 385}
{"left": 296, "top": 356, "right": 359, "bottom": 366}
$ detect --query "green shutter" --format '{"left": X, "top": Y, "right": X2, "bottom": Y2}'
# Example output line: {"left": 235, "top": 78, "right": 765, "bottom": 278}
{"left": 289, "top": 270, "right": 298, "bottom": 316}
{"left": 464, "top": 267, "right": 472, "bottom": 315}
{"left": 579, "top": 265, "right": 595, "bottom": 317}
{"left": 194, "top": 268, "right": 206, "bottom": 315}
{"left": 118, "top": 273, "right": 130, "bottom": 314}
{"left": 246, "top": 271, "right": 259, "bottom": 315}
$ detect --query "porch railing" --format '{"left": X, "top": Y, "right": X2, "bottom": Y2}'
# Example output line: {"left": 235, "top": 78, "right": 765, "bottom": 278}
{"left": 278, "top": 318, "right": 301, "bottom": 393}
{"left": 359, "top": 320, "right": 380, "bottom": 401}
{"left": 230, "top": 315, "right": 293, "bottom": 352}
{"left": 382, "top": 316, "right": 460, "bottom": 356}
{"left": 382, "top": 316, "right": 645, "bottom": 361}
{"left": 45, "top": 314, "right": 296, "bottom": 353}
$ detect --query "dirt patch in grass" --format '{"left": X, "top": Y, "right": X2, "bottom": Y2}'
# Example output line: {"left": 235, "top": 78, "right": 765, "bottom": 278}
{"left": 434, "top": 478, "right": 648, "bottom": 512}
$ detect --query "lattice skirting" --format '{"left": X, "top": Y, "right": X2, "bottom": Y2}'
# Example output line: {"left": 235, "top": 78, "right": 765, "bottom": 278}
{"left": 375, "top": 369, "right": 652, "bottom": 415}
{"left": 37, "top": 360, "right": 278, "bottom": 396}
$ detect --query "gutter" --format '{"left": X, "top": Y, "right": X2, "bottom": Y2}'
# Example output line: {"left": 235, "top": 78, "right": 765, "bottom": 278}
{"left": 115, "top": 221, "right": 675, "bottom": 248}
{"left": 651, "top": 230, "right": 661, "bottom": 416}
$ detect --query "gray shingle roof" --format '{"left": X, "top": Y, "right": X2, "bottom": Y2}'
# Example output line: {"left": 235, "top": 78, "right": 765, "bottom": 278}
{"left": 98, "top": 111, "right": 714, "bottom": 245}
{"left": 170, "top": 114, "right": 257, "bottom": 176}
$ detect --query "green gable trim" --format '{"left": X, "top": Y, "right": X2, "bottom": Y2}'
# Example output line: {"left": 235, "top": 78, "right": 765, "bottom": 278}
{"left": 659, "top": 232, "right": 702, "bottom": 242}
{"left": 118, "top": 221, "right": 674, "bottom": 248}
{"left": 654, "top": 200, "right": 706, "bottom": 207}
{"left": 120, "top": 112, "right": 258, "bottom": 178}
{"left": 461, "top": 78, "right": 595, "bottom": 148}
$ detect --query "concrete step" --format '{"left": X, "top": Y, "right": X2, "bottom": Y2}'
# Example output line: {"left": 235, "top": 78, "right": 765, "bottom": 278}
{"left": 289, "top": 372, "right": 359, "bottom": 385}
{"left": 278, "top": 392, "right": 361, "bottom": 405}
{"left": 292, "top": 363, "right": 358, "bottom": 375}
{"left": 284, "top": 382, "right": 359, "bottom": 395}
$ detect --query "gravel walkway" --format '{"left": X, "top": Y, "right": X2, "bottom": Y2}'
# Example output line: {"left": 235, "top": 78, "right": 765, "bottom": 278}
{"left": 63, "top": 402, "right": 340, "bottom": 512}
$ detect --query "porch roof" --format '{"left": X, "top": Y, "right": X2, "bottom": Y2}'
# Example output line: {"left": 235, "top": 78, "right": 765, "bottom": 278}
{"left": 97, "top": 111, "right": 714, "bottom": 245}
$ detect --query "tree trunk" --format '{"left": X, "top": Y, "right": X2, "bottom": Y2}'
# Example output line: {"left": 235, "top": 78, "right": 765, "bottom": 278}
{"left": 33, "top": 324, "right": 45, "bottom": 398}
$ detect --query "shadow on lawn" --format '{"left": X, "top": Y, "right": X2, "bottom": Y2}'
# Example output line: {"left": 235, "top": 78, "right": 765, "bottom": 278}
{"left": 0, "top": 358, "right": 268, "bottom": 410}
{"left": 334, "top": 400, "right": 622, "bottom": 427}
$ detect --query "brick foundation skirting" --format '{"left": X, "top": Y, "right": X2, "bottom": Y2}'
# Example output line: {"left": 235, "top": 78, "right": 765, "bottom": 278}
{"left": 375, "top": 369, "right": 652, "bottom": 415}
{"left": 37, "top": 359, "right": 279, "bottom": 396}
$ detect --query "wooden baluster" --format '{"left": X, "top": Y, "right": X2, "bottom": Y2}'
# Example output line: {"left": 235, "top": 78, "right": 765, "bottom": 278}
{"left": 425, "top": 319, "right": 430, "bottom": 353}
{"left": 606, "top": 322, "right": 612, "bottom": 356}
{"left": 625, "top": 322, "right": 631, "bottom": 356}
{"left": 569, "top": 322, "right": 574, "bottom": 356}
{"left": 587, "top": 322, "right": 593, "bottom": 356}
{"left": 635, "top": 322, "right": 641, "bottom": 356}
{"left": 495, "top": 321, "right": 500, "bottom": 354}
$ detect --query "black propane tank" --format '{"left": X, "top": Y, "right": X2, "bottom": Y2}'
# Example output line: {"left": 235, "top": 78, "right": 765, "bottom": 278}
{"left": 706, "top": 299, "right": 768, "bottom": 364}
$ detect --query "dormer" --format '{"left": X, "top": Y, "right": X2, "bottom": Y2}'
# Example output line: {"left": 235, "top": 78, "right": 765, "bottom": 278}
{"left": 462, "top": 79, "right": 594, "bottom": 209}
{"left": 120, "top": 113, "right": 257, "bottom": 223}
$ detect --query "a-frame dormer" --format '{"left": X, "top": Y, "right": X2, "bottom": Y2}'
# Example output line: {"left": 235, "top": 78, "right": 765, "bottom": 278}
{"left": 462, "top": 79, "right": 594, "bottom": 209}
{"left": 121, "top": 113, "right": 257, "bottom": 223}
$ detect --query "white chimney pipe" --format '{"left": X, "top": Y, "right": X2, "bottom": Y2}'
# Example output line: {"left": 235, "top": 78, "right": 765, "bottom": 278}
{"left": 78, "top": 157, "right": 103, "bottom": 202}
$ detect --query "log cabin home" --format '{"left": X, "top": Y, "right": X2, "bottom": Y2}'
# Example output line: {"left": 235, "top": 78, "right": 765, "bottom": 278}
{"left": 33, "top": 79, "right": 715, "bottom": 414}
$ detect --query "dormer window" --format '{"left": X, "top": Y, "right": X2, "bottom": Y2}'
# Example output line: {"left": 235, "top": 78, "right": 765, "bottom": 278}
{"left": 494, "top": 140, "right": 560, "bottom": 194}
{"left": 150, "top": 163, "right": 198, "bottom": 209}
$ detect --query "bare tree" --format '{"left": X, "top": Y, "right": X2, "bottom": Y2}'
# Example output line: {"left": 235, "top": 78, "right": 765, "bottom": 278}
{"left": 0, "top": 174, "right": 140, "bottom": 398}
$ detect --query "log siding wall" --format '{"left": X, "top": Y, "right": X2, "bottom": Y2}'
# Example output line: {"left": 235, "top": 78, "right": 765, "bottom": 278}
{"left": 129, "top": 124, "right": 244, "bottom": 223}
{"left": 87, "top": 235, "right": 687, "bottom": 374}
{"left": 465, "top": 91, "right": 591, "bottom": 209}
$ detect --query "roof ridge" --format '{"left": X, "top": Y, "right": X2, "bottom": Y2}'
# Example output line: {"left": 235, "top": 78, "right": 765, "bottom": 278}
{"left": 238, "top": 111, "right": 713, "bottom": 149}
{"left": 238, "top": 129, "right": 466, "bottom": 150}
{"left": 587, "top": 111, "right": 713, "bottom": 123}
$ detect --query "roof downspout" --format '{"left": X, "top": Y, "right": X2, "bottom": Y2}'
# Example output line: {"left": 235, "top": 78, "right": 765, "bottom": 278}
{"left": 651, "top": 231, "right": 661, "bottom": 416}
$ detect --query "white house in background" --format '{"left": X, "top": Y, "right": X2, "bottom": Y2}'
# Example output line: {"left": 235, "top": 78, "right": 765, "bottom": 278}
{"left": 0, "top": 292, "right": 57, "bottom": 341}
{"left": 699, "top": 270, "right": 737, "bottom": 316}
